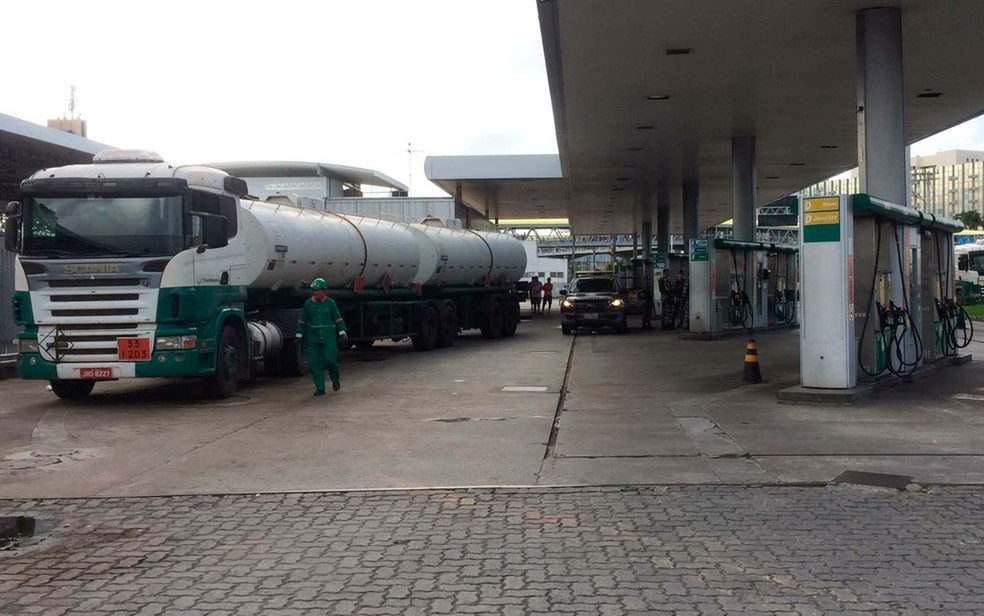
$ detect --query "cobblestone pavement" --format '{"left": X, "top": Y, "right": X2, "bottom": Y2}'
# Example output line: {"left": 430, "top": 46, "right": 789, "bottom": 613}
{"left": 2, "top": 486, "right": 983, "bottom": 615}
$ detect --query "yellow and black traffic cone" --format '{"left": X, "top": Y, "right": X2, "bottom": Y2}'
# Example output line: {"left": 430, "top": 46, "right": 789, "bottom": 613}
{"left": 742, "top": 339, "right": 763, "bottom": 383}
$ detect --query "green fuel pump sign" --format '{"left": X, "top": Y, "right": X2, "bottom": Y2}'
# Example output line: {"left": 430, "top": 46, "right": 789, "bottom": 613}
{"left": 802, "top": 197, "right": 840, "bottom": 243}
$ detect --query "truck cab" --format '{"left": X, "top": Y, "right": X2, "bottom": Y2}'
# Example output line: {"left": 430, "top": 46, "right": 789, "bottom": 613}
{"left": 4, "top": 149, "right": 252, "bottom": 400}
{"left": 559, "top": 271, "right": 628, "bottom": 335}
{"left": 956, "top": 242, "right": 984, "bottom": 304}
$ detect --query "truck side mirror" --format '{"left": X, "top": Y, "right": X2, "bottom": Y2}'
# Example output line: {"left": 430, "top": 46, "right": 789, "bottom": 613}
{"left": 559, "top": 289, "right": 567, "bottom": 295}
{"left": 4, "top": 201, "right": 21, "bottom": 253}
{"left": 201, "top": 215, "right": 228, "bottom": 251}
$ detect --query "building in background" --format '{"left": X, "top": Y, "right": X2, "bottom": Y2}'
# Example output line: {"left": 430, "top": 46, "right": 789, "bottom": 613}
{"left": 802, "top": 149, "right": 984, "bottom": 218}
{"left": 46, "top": 117, "right": 87, "bottom": 137}
{"left": 521, "top": 240, "right": 568, "bottom": 292}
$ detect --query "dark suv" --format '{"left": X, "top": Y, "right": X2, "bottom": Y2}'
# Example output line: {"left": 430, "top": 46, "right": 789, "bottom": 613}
{"left": 559, "top": 273, "right": 628, "bottom": 335}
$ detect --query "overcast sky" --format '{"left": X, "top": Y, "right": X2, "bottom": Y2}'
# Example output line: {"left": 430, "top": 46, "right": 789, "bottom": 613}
{"left": 2, "top": 1, "right": 983, "bottom": 198}
{"left": 1, "top": 0, "right": 557, "bottom": 197}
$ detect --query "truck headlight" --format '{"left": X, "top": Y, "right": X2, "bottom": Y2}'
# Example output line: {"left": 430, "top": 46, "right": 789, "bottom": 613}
{"left": 609, "top": 298, "right": 625, "bottom": 308}
{"left": 561, "top": 299, "right": 575, "bottom": 309}
{"left": 155, "top": 335, "right": 198, "bottom": 350}
{"left": 14, "top": 338, "right": 39, "bottom": 354}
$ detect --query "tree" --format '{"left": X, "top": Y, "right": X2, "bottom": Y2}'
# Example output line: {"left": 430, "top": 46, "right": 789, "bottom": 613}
{"left": 955, "top": 210, "right": 982, "bottom": 230}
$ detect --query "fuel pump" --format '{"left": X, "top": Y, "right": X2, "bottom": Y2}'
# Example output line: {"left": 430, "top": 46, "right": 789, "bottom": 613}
{"left": 773, "top": 252, "right": 796, "bottom": 324}
{"left": 798, "top": 194, "right": 962, "bottom": 392}
{"left": 858, "top": 220, "right": 889, "bottom": 378}
{"left": 934, "top": 230, "right": 974, "bottom": 355}
{"left": 884, "top": 221, "right": 924, "bottom": 376}
{"left": 729, "top": 248, "right": 753, "bottom": 329}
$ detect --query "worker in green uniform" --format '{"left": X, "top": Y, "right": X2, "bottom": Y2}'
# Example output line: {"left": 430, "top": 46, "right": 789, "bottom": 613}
{"left": 296, "top": 278, "right": 348, "bottom": 396}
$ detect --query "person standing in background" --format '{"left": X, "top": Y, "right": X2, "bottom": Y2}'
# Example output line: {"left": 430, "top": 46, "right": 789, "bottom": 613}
{"left": 529, "top": 276, "right": 543, "bottom": 315}
{"left": 542, "top": 278, "right": 555, "bottom": 315}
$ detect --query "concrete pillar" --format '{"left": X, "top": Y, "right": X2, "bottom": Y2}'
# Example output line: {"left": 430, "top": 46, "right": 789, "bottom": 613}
{"left": 642, "top": 220, "right": 653, "bottom": 266}
{"left": 857, "top": 7, "right": 914, "bottom": 366}
{"left": 682, "top": 180, "right": 700, "bottom": 253}
{"left": 857, "top": 7, "right": 906, "bottom": 205}
{"left": 455, "top": 183, "right": 471, "bottom": 228}
{"left": 656, "top": 185, "right": 671, "bottom": 255}
{"left": 732, "top": 136, "right": 756, "bottom": 242}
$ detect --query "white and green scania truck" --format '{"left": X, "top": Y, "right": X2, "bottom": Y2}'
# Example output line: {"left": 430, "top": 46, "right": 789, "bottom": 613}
{"left": 4, "top": 150, "right": 526, "bottom": 400}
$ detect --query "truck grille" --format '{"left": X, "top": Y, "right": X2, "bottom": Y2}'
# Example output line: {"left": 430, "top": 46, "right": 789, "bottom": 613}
{"left": 48, "top": 278, "right": 144, "bottom": 288}
{"left": 32, "top": 279, "right": 159, "bottom": 363}
{"left": 35, "top": 280, "right": 157, "bottom": 325}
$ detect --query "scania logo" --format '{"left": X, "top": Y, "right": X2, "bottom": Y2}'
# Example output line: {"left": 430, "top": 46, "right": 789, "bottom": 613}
{"left": 64, "top": 264, "right": 122, "bottom": 275}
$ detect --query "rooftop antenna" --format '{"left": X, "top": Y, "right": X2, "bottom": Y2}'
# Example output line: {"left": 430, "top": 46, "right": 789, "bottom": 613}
{"left": 67, "top": 85, "right": 77, "bottom": 120}
{"left": 406, "top": 140, "right": 423, "bottom": 196}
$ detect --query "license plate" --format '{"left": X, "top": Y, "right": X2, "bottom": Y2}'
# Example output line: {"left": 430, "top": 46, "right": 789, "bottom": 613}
{"left": 583, "top": 313, "right": 599, "bottom": 320}
{"left": 79, "top": 367, "right": 114, "bottom": 380}
{"left": 117, "top": 337, "right": 151, "bottom": 361}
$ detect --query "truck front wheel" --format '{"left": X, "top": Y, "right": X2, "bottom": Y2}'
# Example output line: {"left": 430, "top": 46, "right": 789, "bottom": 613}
{"left": 50, "top": 379, "right": 95, "bottom": 401}
{"left": 203, "top": 326, "right": 243, "bottom": 398}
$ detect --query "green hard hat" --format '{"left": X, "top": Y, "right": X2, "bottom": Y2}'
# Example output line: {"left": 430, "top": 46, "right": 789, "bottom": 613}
{"left": 310, "top": 278, "right": 328, "bottom": 290}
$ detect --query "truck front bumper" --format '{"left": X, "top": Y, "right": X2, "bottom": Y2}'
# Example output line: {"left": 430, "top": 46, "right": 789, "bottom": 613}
{"left": 16, "top": 349, "right": 216, "bottom": 380}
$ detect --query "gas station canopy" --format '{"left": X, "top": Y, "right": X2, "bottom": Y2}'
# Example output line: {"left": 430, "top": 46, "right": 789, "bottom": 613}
{"left": 428, "top": 0, "right": 984, "bottom": 235}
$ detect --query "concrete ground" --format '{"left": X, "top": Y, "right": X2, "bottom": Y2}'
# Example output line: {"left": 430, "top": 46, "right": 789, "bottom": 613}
{"left": 4, "top": 486, "right": 984, "bottom": 615}
{"left": 2, "top": 316, "right": 984, "bottom": 498}
{"left": 5, "top": 316, "right": 984, "bottom": 615}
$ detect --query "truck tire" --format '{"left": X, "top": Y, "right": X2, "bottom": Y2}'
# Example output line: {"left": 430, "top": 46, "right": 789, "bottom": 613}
{"left": 616, "top": 314, "right": 628, "bottom": 334}
{"left": 502, "top": 300, "right": 520, "bottom": 338}
{"left": 202, "top": 326, "right": 244, "bottom": 398}
{"left": 481, "top": 298, "right": 505, "bottom": 339}
{"left": 562, "top": 324, "right": 573, "bottom": 336}
{"left": 50, "top": 379, "right": 95, "bottom": 401}
{"left": 280, "top": 338, "right": 309, "bottom": 377}
{"left": 354, "top": 339, "right": 376, "bottom": 349}
{"left": 412, "top": 305, "right": 439, "bottom": 351}
{"left": 436, "top": 304, "right": 458, "bottom": 348}
{"left": 264, "top": 351, "right": 284, "bottom": 376}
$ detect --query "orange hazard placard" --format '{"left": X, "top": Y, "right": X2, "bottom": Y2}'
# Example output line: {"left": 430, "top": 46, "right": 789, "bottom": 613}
{"left": 117, "top": 337, "right": 151, "bottom": 361}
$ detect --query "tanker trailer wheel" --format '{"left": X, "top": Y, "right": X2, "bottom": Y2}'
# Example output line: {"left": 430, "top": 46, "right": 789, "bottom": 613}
{"left": 203, "top": 326, "right": 244, "bottom": 399}
{"left": 280, "top": 338, "right": 309, "bottom": 377}
{"left": 501, "top": 300, "right": 520, "bottom": 338}
{"left": 412, "top": 305, "right": 440, "bottom": 351}
{"left": 481, "top": 298, "right": 505, "bottom": 339}
{"left": 49, "top": 379, "right": 95, "bottom": 401}
{"left": 436, "top": 304, "right": 458, "bottom": 348}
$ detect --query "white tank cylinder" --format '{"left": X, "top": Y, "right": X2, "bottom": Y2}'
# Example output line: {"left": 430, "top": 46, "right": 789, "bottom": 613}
{"left": 413, "top": 225, "right": 493, "bottom": 287}
{"left": 473, "top": 230, "right": 528, "bottom": 286}
{"left": 341, "top": 215, "right": 421, "bottom": 288}
{"left": 240, "top": 201, "right": 420, "bottom": 290}
{"left": 239, "top": 199, "right": 526, "bottom": 291}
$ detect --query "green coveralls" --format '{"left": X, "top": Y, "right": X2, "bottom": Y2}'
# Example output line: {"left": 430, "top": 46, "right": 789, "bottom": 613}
{"left": 297, "top": 296, "right": 346, "bottom": 393}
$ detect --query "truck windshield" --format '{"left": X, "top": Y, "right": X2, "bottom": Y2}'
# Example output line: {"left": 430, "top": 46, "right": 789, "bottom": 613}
{"left": 21, "top": 195, "right": 184, "bottom": 258}
{"left": 570, "top": 278, "right": 615, "bottom": 293}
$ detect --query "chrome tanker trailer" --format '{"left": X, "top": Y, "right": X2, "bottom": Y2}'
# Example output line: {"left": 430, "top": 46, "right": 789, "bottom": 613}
{"left": 3, "top": 150, "right": 526, "bottom": 400}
